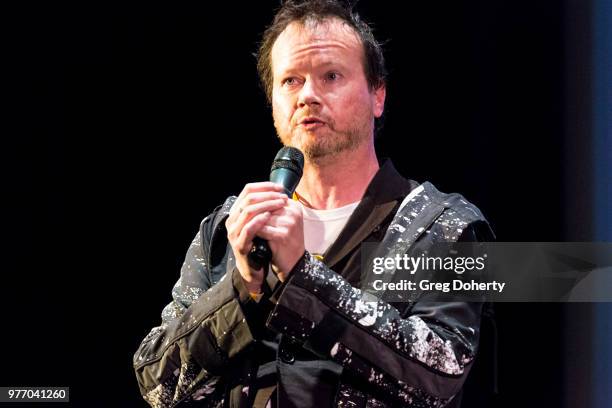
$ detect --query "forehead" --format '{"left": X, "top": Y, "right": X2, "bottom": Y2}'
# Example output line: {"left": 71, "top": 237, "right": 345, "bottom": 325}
{"left": 271, "top": 18, "right": 364, "bottom": 73}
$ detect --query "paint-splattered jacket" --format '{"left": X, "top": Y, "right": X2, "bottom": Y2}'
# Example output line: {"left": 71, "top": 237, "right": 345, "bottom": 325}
{"left": 133, "top": 159, "right": 495, "bottom": 407}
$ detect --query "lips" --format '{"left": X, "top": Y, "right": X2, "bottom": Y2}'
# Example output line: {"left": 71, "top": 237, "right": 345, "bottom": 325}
{"left": 298, "top": 117, "right": 326, "bottom": 127}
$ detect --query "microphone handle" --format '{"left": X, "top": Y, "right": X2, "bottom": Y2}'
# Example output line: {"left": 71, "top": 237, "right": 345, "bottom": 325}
{"left": 247, "top": 160, "right": 302, "bottom": 271}
{"left": 248, "top": 237, "right": 272, "bottom": 270}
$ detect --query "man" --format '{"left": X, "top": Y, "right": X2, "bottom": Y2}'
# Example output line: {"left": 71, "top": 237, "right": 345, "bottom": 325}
{"left": 133, "top": 1, "right": 494, "bottom": 407}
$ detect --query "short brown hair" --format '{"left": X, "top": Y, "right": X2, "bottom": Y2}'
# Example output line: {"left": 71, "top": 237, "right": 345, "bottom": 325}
{"left": 256, "top": 0, "right": 387, "bottom": 104}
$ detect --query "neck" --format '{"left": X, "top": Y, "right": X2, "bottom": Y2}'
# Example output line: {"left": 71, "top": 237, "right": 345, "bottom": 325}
{"left": 295, "top": 142, "right": 379, "bottom": 210}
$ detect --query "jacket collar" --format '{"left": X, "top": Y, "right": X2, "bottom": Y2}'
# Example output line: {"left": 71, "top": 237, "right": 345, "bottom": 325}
{"left": 323, "top": 158, "right": 418, "bottom": 269}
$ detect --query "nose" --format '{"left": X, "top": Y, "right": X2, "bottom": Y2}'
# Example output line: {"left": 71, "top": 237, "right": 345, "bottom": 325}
{"left": 297, "top": 78, "right": 322, "bottom": 108}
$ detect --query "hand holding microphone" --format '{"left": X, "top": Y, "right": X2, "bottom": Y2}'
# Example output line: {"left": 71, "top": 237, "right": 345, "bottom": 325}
{"left": 225, "top": 147, "right": 305, "bottom": 293}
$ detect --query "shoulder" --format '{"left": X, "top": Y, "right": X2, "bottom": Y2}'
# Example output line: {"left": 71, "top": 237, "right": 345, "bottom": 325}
{"left": 422, "top": 181, "right": 488, "bottom": 222}
{"left": 399, "top": 181, "right": 495, "bottom": 242}
{"left": 199, "top": 196, "right": 237, "bottom": 239}
{"left": 197, "top": 196, "right": 237, "bottom": 261}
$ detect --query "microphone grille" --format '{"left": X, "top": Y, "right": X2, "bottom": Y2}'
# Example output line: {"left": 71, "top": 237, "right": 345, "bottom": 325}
{"left": 271, "top": 159, "right": 302, "bottom": 176}
{"left": 274, "top": 146, "right": 304, "bottom": 169}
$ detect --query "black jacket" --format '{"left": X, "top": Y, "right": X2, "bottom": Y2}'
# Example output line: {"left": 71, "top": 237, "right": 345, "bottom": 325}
{"left": 133, "top": 160, "right": 495, "bottom": 407}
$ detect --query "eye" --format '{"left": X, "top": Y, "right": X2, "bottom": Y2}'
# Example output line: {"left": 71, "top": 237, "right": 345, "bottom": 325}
{"left": 325, "top": 71, "right": 341, "bottom": 82}
{"left": 282, "top": 77, "right": 300, "bottom": 87}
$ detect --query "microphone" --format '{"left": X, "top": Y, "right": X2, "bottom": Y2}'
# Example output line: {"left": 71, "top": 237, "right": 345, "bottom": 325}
{"left": 248, "top": 146, "right": 304, "bottom": 270}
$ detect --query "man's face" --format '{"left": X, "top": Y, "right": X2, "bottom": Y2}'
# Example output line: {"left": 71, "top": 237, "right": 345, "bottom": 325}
{"left": 271, "top": 18, "right": 385, "bottom": 162}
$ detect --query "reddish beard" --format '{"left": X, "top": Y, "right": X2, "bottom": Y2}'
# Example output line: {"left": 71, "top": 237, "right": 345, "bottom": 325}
{"left": 277, "top": 121, "right": 368, "bottom": 162}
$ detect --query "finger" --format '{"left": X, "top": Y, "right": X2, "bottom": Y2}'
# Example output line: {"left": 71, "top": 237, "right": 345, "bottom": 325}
{"left": 266, "top": 200, "right": 300, "bottom": 219}
{"left": 266, "top": 214, "right": 296, "bottom": 228}
{"left": 270, "top": 206, "right": 288, "bottom": 217}
{"left": 235, "top": 211, "right": 272, "bottom": 253}
{"left": 235, "top": 182, "right": 284, "bottom": 205}
{"left": 241, "top": 191, "right": 287, "bottom": 208}
{"left": 236, "top": 198, "right": 287, "bottom": 227}
{"left": 229, "top": 199, "right": 280, "bottom": 243}
{"left": 284, "top": 198, "right": 303, "bottom": 216}
{"left": 256, "top": 224, "right": 288, "bottom": 242}
{"left": 229, "top": 191, "right": 286, "bottom": 225}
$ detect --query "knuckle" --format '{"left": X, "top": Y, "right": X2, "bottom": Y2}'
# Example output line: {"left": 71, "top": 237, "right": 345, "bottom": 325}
{"left": 244, "top": 222, "right": 256, "bottom": 235}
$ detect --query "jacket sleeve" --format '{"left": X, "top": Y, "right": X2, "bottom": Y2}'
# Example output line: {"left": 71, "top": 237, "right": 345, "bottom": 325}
{"left": 133, "top": 213, "right": 256, "bottom": 408}
{"left": 266, "top": 222, "right": 489, "bottom": 407}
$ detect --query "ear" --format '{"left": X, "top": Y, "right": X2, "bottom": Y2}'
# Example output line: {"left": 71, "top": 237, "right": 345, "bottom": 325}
{"left": 372, "top": 85, "right": 386, "bottom": 118}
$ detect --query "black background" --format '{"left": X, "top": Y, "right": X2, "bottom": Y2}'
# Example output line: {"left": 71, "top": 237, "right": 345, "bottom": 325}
{"left": 3, "top": 1, "right": 592, "bottom": 406}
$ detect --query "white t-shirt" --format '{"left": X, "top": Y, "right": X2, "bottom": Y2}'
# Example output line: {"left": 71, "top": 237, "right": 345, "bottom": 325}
{"left": 299, "top": 200, "right": 361, "bottom": 259}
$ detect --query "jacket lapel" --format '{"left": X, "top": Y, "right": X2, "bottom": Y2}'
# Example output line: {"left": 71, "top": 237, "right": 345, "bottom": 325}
{"left": 323, "top": 159, "right": 418, "bottom": 270}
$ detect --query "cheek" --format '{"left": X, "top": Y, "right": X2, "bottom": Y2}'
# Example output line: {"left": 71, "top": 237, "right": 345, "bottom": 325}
{"left": 272, "top": 96, "right": 293, "bottom": 126}
{"left": 334, "top": 88, "right": 373, "bottom": 121}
